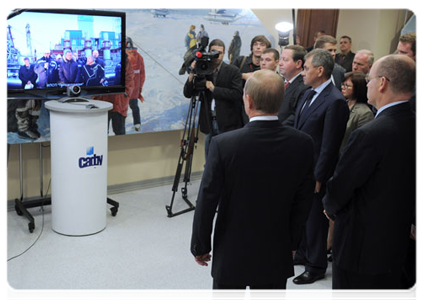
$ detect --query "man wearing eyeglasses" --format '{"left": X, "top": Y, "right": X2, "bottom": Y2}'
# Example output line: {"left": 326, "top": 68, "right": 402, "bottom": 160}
{"left": 323, "top": 54, "right": 416, "bottom": 289}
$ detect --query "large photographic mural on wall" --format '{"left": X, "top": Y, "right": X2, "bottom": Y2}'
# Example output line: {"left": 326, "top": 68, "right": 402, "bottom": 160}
{"left": 7, "top": 9, "right": 273, "bottom": 144}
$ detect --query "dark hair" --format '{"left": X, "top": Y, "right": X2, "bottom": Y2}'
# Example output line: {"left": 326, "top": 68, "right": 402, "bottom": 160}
{"left": 314, "top": 35, "right": 337, "bottom": 49}
{"left": 399, "top": 32, "right": 416, "bottom": 56}
{"left": 305, "top": 49, "right": 334, "bottom": 79}
{"left": 314, "top": 30, "right": 326, "bottom": 38}
{"left": 340, "top": 35, "right": 352, "bottom": 43}
{"left": 343, "top": 72, "right": 368, "bottom": 103}
{"left": 284, "top": 45, "right": 306, "bottom": 67}
{"left": 250, "top": 35, "right": 271, "bottom": 51}
{"left": 262, "top": 48, "right": 280, "bottom": 61}
{"left": 377, "top": 54, "right": 416, "bottom": 95}
{"left": 209, "top": 39, "right": 225, "bottom": 52}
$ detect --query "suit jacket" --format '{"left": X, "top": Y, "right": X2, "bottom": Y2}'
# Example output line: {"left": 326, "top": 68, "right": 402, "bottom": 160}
{"left": 323, "top": 102, "right": 415, "bottom": 275}
{"left": 410, "top": 73, "right": 420, "bottom": 115}
{"left": 335, "top": 51, "right": 355, "bottom": 73}
{"left": 191, "top": 120, "right": 314, "bottom": 286}
{"left": 340, "top": 102, "right": 374, "bottom": 152}
{"left": 332, "top": 63, "right": 346, "bottom": 91}
{"left": 294, "top": 82, "right": 349, "bottom": 183}
{"left": 278, "top": 74, "right": 310, "bottom": 126}
{"left": 183, "top": 62, "right": 243, "bottom": 134}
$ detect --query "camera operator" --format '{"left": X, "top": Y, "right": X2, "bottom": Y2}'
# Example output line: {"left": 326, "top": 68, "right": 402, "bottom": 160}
{"left": 183, "top": 39, "right": 243, "bottom": 159}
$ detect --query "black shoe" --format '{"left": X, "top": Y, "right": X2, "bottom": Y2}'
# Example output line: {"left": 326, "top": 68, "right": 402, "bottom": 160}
{"left": 293, "top": 271, "right": 325, "bottom": 285}
{"left": 18, "top": 130, "right": 39, "bottom": 140}
{"left": 328, "top": 254, "right": 333, "bottom": 262}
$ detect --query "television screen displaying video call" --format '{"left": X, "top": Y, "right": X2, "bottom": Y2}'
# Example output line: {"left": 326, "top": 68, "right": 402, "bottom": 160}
{"left": 7, "top": 9, "right": 125, "bottom": 98}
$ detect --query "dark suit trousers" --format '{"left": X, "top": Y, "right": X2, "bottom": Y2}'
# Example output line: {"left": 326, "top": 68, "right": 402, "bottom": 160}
{"left": 213, "top": 279, "right": 286, "bottom": 300}
{"left": 332, "top": 261, "right": 402, "bottom": 289}
{"left": 296, "top": 191, "right": 329, "bottom": 274}
{"left": 401, "top": 238, "right": 416, "bottom": 288}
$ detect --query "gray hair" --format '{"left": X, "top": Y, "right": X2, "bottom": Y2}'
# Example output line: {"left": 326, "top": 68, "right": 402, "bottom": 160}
{"left": 356, "top": 49, "right": 374, "bottom": 67}
{"left": 304, "top": 49, "right": 334, "bottom": 79}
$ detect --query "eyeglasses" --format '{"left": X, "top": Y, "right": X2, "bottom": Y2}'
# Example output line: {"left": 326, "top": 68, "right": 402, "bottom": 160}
{"left": 365, "top": 75, "right": 391, "bottom": 84}
{"left": 341, "top": 83, "right": 353, "bottom": 89}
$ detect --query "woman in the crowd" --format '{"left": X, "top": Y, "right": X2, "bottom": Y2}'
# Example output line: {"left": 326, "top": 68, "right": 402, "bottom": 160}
{"left": 327, "top": 71, "right": 374, "bottom": 260}
{"left": 339, "top": 71, "right": 375, "bottom": 152}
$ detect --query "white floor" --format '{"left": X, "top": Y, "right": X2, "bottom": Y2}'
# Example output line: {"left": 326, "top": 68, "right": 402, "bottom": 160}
{"left": 7, "top": 179, "right": 334, "bottom": 298}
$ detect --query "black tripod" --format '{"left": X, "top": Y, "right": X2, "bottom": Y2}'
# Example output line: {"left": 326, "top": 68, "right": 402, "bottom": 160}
{"left": 166, "top": 81, "right": 211, "bottom": 218}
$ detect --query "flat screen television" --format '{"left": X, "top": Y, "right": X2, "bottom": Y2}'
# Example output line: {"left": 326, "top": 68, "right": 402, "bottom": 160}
{"left": 7, "top": 9, "right": 126, "bottom": 99}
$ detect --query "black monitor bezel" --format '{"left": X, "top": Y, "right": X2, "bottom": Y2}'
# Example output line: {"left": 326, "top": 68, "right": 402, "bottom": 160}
{"left": 7, "top": 8, "right": 126, "bottom": 100}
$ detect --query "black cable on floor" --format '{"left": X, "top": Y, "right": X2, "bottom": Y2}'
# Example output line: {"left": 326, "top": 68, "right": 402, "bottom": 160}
{"left": 7, "top": 179, "right": 51, "bottom": 262}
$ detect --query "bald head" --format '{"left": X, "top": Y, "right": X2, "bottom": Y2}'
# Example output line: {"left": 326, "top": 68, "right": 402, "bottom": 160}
{"left": 244, "top": 70, "right": 284, "bottom": 115}
{"left": 367, "top": 54, "right": 415, "bottom": 109}
{"left": 374, "top": 54, "right": 415, "bottom": 95}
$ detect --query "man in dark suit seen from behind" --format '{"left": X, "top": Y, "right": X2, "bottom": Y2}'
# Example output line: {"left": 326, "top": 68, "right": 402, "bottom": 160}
{"left": 314, "top": 35, "right": 346, "bottom": 90}
{"left": 191, "top": 70, "right": 315, "bottom": 289}
{"left": 397, "top": 32, "right": 420, "bottom": 114}
{"left": 278, "top": 45, "right": 309, "bottom": 126}
{"left": 183, "top": 39, "right": 243, "bottom": 159}
{"left": 323, "top": 54, "right": 416, "bottom": 289}
{"left": 335, "top": 36, "right": 355, "bottom": 72}
{"left": 292, "top": 49, "right": 349, "bottom": 285}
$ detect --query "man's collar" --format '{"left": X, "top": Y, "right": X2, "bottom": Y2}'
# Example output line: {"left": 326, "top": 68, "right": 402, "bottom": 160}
{"left": 375, "top": 100, "right": 409, "bottom": 118}
{"left": 249, "top": 115, "right": 278, "bottom": 122}
{"left": 214, "top": 61, "right": 223, "bottom": 73}
{"left": 313, "top": 78, "right": 332, "bottom": 94}
{"left": 286, "top": 72, "right": 302, "bottom": 84}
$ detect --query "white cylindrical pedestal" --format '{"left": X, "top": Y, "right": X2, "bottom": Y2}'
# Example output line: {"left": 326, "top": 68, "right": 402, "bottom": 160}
{"left": 45, "top": 99, "right": 112, "bottom": 236}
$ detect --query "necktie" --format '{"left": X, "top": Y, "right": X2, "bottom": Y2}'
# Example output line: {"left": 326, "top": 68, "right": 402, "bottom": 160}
{"left": 284, "top": 81, "right": 290, "bottom": 90}
{"left": 300, "top": 90, "right": 317, "bottom": 116}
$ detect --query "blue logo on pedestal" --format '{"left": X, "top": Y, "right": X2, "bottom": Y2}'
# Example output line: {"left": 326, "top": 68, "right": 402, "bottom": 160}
{"left": 86, "top": 146, "right": 94, "bottom": 156}
{"left": 78, "top": 146, "right": 103, "bottom": 169}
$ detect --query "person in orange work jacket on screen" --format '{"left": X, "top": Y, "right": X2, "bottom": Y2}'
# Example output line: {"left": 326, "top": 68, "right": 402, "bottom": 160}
{"left": 126, "top": 37, "right": 146, "bottom": 132}
{"left": 93, "top": 55, "right": 134, "bottom": 135}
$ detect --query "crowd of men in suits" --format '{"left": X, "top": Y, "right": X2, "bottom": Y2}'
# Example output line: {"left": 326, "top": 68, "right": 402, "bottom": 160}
{"left": 188, "top": 31, "right": 416, "bottom": 290}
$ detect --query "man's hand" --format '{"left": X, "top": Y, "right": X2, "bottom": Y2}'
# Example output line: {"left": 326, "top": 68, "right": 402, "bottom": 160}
{"left": 323, "top": 210, "right": 333, "bottom": 221}
{"left": 206, "top": 81, "right": 215, "bottom": 92}
{"left": 410, "top": 224, "right": 416, "bottom": 240}
{"left": 195, "top": 253, "right": 212, "bottom": 266}
{"left": 314, "top": 181, "right": 321, "bottom": 193}
{"left": 188, "top": 61, "right": 196, "bottom": 82}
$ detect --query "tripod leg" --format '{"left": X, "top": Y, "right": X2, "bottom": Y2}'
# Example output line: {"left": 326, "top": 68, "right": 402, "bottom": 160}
{"left": 166, "top": 96, "right": 198, "bottom": 218}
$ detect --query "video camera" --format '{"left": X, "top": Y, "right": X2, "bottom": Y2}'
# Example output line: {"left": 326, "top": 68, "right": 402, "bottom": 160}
{"left": 179, "top": 36, "right": 219, "bottom": 77}
{"left": 193, "top": 48, "right": 219, "bottom": 76}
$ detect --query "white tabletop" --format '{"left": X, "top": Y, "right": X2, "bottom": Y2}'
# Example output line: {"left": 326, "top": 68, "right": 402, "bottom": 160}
{"left": 45, "top": 98, "right": 113, "bottom": 113}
